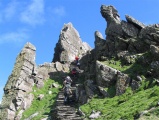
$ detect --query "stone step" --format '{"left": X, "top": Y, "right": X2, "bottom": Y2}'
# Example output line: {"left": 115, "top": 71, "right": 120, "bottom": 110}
{"left": 58, "top": 116, "right": 83, "bottom": 120}
{"left": 57, "top": 112, "right": 77, "bottom": 115}
{"left": 57, "top": 111, "right": 76, "bottom": 114}
{"left": 58, "top": 95, "right": 64, "bottom": 98}
{"left": 56, "top": 107, "right": 76, "bottom": 111}
{"left": 56, "top": 103, "right": 64, "bottom": 105}
{"left": 57, "top": 109, "right": 76, "bottom": 114}
{"left": 57, "top": 114, "right": 81, "bottom": 119}
{"left": 54, "top": 82, "right": 82, "bottom": 120}
{"left": 56, "top": 99, "right": 64, "bottom": 102}
{"left": 56, "top": 102, "right": 64, "bottom": 106}
{"left": 58, "top": 116, "right": 82, "bottom": 119}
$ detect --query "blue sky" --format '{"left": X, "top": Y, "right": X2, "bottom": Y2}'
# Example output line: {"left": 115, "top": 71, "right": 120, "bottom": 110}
{"left": 0, "top": 0, "right": 159, "bottom": 103}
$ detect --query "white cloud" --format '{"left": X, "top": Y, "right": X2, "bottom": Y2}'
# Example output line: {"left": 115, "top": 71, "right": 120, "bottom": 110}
{"left": 0, "top": 0, "right": 65, "bottom": 26}
{"left": 0, "top": 29, "right": 29, "bottom": 44}
{"left": 20, "top": 0, "right": 45, "bottom": 26}
{"left": 0, "top": 0, "right": 19, "bottom": 22}
{"left": 52, "top": 6, "right": 66, "bottom": 17}
{"left": 4, "top": 1, "right": 18, "bottom": 20}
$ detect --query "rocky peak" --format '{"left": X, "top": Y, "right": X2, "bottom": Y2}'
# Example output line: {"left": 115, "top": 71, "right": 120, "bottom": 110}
{"left": 100, "top": 5, "right": 120, "bottom": 24}
{"left": 53, "top": 22, "right": 92, "bottom": 63}
{"left": 4, "top": 42, "right": 36, "bottom": 91}
{"left": 100, "top": 5, "right": 123, "bottom": 38}
{"left": 95, "top": 31, "right": 104, "bottom": 40}
{"left": 0, "top": 42, "right": 36, "bottom": 120}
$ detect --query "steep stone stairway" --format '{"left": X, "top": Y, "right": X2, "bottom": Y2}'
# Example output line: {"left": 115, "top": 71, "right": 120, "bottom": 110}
{"left": 53, "top": 64, "right": 83, "bottom": 120}
{"left": 55, "top": 88, "right": 82, "bottom": 120}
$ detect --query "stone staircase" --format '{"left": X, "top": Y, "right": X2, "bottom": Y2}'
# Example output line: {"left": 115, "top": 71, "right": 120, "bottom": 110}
{"left": 54, "top": 86, "right": 83, "bottom": 120}
{"left": 52, "top": 63, "right": 84, "bottom": 120}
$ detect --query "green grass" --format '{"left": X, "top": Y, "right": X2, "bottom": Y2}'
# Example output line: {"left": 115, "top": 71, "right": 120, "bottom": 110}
{"left": 80, "top": 86, "right": 159, "bottom": 120}
{"left": 104, "top": 85, "right": 116, "bottom": 98}
{"left": 102, "top": 57, "right": 150, "bottom": 79}
{"left": 21, "top": 79, "right": 61, "bottom": 120}
{"left": 80, "top": 53, "right": 159, "bottom": 120}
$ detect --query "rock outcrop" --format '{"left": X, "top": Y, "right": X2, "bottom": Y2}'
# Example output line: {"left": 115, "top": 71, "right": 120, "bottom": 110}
{"left": 1, "top": 4, "right": 159, "bottom": 120}
{"left": 53, "top": 22, "right": 92, "bottom": 63}
{"left": 36, "top": 62, "right": 70, "bottom": 87}
{"left": 0, "top": 42, "right": 36, "bottom": 120}
{"left": 0, "top": 45, "right": 71, "bottom": 120}
{"left": 100, "top": 5, "right": 155, "bottom": 56}
{"left": 79, "top": 4, "right": 159, "bottom": 100}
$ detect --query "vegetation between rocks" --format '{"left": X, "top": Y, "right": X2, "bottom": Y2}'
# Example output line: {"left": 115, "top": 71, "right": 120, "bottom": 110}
{"left": 21, "top": 79, "right": 60, "bottom": 120}
{"left": 80, "top": 54, "right": 159, "bottom": 120}
{"left": 80, "top": 84, "right": 159, "bottom": 120}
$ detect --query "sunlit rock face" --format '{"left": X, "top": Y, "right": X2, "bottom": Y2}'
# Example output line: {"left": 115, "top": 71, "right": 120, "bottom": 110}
{"left": 53, "top": 22, "right": 92, "bottom": 63}
{"left": 0, "top": 42, "right": 36, "bottom": 120}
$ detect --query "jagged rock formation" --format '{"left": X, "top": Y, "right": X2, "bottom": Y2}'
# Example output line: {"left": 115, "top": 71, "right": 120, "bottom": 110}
{"left": 79, "top": 4, "right": 159, "bottom": 102}
{"left": 1, "top": 4, "right": 159, "bottom": 120}
{"left": 0, "top": 42, "right": 36, "bottom": 120}
{"left": 53, "top": 22, "right": 92, "bottom": 63}
{"left": 100, "top": 5, "right": 159, "bottom": 56}
{"left": 0, "top": 45, "right": 70, "bottom": 120}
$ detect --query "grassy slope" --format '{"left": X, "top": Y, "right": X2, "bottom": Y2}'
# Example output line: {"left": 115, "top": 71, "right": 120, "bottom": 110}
{"left": 20, "top": 53, "right": 159, "bottom": 119}
{"left": 80, "top": 57, "right": 159, "bottom": 120}
{"left": 81, "top": 86, "right": 159, "bottom": 120}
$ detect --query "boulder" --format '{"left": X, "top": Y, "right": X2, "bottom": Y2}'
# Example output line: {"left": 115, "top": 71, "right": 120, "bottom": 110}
{"left": 96, "top": 61, "right": 117, "bottom": 87}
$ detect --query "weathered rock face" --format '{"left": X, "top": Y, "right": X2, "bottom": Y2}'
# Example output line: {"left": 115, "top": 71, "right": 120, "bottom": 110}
{"left": 0, "top": 41, "right": 70, "bottom": 119}
{"left": 100, "top": 5, "right": 156, "bottom": 56}
{"left": 94, "top": 31, "right": 108, "bottom": 60}
{"left": 0, "top": 42, "right": 36, "bottom": 120}
{"left": 100, "top": 5, "right": 122, "bottom": 38}
{"left": 66, "top": 5, "right": 159, "bottom": 101}
{"left": 96, "top": 61, "right": 140, "bottom": 97}
{"left": 36, "top": 62, "right": 70, "bottom": 85}
{"left": 96, "top": 61, "right": 117, "bottom": 87}
{"left": 125, "top": 15, "right": 145, "bottom": 29}
{"left": 53, "top": 22, "right": 92, "bottom": 63}
{"left": 116, "top": 74, "right": 130, "bottom": 95}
